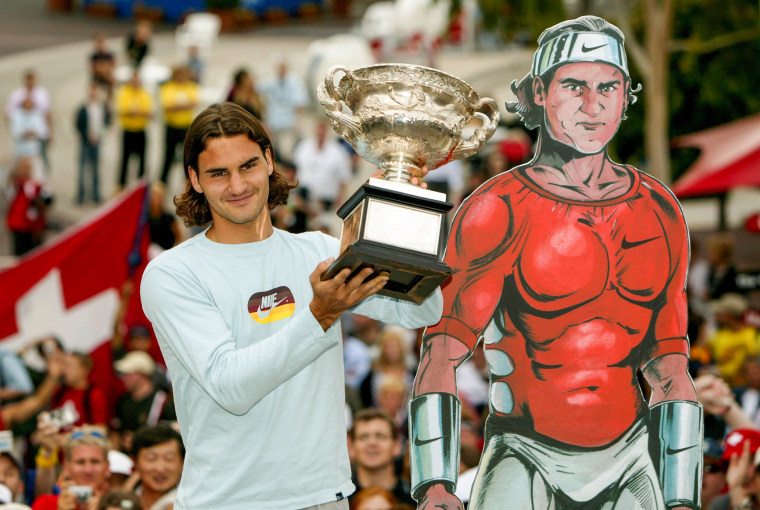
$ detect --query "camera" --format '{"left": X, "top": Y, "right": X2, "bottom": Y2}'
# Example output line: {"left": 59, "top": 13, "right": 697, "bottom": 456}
{"left": 46, "top": 402, "right": 79, "bottom": 430}
{"left": 68, "top": 485, "right": 92, "bottom": 505}
{"left": 0, "top": 431, "right": 13, "bottom": 453}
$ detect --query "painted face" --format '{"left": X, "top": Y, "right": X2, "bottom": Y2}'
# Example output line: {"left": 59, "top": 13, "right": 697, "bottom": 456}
{"left": 136, "top": 440, "right": 183, "bottom": 494}
{"left": 352, "top": 419, "right": 398, "bottom": 470}
{"left": 66, "top": 445, "right": 109, "bottom": 488}
{"left": 535, "top": 62, "right": 628, "bottom": 154}
{"left": 189, "top": 134, "right": 274, "bottom": 235}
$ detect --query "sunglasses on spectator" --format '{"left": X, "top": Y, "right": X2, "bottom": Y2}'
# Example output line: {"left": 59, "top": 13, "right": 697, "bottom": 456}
{"left": 70, "top": 430, "right": 105, "bottom": 440}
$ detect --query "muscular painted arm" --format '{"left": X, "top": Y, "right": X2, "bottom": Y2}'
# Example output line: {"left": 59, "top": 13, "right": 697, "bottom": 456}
{"left": 641, "top": 182, "right": 701, "bottom": 510}
{"left": 641, "top": 183, "right": 697, "bottom": 406}
{"left": 414, "top": 181, "right": 514, "bottom": 394}
{"left": 643, "top": 354, "right": 697, "bottom": 404}
{"left": 410, "top": 183, "right": 514, "bottom": 507}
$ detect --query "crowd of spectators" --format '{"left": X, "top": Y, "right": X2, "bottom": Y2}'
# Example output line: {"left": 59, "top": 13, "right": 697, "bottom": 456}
{"left": 1, "top": 18, "right": 759, "bottom": 510}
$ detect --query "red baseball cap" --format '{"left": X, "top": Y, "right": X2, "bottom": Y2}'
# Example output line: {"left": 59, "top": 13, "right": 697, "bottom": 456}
{"left": 722, "top": 429, "right": 760, "bottom": 461}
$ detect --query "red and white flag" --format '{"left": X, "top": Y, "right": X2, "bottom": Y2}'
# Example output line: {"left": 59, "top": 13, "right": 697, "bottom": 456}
{"left": 0, "top": 182, "right": 150, "bottom": 392}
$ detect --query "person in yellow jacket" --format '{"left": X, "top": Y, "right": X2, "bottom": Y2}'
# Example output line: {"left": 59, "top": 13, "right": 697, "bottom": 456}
{"left": 159, "top": 65, "right": 199, "bottom": 184}
{"left": 116, "top": 70, "right": 153, "bottom": 188}
{"left": 708, "top": 293, "right": 758, "bottom": 385}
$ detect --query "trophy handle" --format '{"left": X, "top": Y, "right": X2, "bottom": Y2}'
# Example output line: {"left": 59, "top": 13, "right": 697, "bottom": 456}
{"left": 317, "top": 65, "right": 364, "bottom": 140}
{"left": 451, "top": 97, "right": 500, "bottom": 161}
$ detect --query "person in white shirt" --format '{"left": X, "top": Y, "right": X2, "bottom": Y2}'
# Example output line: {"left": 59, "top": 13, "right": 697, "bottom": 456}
{"left": 141, "top": 102, "right": 440, "bottom": 509}
{"left": 6, "top": 69, "right": 52, "bottom": 172}
{"left": 293, "top": 120, "right": 352, "bottom": 212}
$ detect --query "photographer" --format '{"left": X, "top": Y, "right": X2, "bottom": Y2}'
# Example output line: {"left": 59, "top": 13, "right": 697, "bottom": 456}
{"left": 32, "top": 427, "right": 110, "bottom": 510}
{"left": 0, "top": 353, "right": 62, "bottom": 431}
{"left": 49, "top": 353, "right": 108, "bottom": 429}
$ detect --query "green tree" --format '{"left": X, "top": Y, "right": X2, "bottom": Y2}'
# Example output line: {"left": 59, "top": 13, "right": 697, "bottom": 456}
{"left": 477, "top": 0, "right": 566, "bottom": 42}
{"left": 612, "top": 0, "right": 760, "bottom": 183}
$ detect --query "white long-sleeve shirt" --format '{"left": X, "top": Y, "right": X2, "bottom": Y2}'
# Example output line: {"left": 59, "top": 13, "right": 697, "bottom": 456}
{"left": 141, "top": 228, "right": 442, "bottom": 509}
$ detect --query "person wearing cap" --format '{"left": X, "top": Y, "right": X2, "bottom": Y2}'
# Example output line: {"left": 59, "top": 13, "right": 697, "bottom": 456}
{"left": 408, "top": 15, "right": 702, "bottom": 510}
{"left": 708, "top": 429, "right": 760, "bottom": 510}
{"left": 112, "top": 352, "right": 175, "bottom": 453}
{"left": 107, "top": 451, "right": 133, "bottom": 491}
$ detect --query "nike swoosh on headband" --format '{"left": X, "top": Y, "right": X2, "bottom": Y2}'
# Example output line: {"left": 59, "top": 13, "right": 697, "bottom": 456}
{"left": 581, "top": 43, "right": 609, "bottom": 52}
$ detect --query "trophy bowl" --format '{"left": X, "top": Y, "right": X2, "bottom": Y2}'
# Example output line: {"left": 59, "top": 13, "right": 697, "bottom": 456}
{"left": 316, "top": 63, "right": 498, "bottom": 302}
{"left": 317, "top": 63, "right": 499, "bottom": 183}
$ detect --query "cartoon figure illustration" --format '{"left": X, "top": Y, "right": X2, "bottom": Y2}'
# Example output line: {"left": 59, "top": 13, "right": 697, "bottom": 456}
{"left": 409, "top": 16, "right": 702, "bottom": 510}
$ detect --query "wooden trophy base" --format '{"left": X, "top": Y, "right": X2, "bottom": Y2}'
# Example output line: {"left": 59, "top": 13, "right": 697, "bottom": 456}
{"left": 322, "top": 179, "right": 453, "bottom": 303}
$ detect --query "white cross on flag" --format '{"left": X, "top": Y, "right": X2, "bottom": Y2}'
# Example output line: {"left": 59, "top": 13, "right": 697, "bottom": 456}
{"left": 0, "top": 182, "right": 150, "bottom": 393}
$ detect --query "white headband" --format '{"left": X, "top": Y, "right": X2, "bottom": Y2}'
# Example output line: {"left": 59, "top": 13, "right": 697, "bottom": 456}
{"left": 532, "top": 32, "right": 628, "bottom": 78}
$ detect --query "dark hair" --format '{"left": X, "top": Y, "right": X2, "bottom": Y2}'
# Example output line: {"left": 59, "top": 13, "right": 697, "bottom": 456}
{"left": 232, "top": 68, "right": 249, "bottom": 86}
{"left": 98, "top": 490, "right": 143, "bottom": 510}
{"left": 506, "top": 15, "right": 640, "bottom": 129}
{"left": 132, "top": 423, "right": 185, "bottom": 459}
{"left": 350, "top": 408, "right": 397, "bottom": 440}
{"left": 70, "top": 351, "right": 94, "bottom": 372}
{"left": 175, "top": 102, "right": 295, "bottom": 227}
{"left": 0, "top": 452, "right": 22, "bottom": 477}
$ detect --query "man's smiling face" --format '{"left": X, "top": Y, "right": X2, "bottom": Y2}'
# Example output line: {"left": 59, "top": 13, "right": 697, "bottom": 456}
{"left": 535, "top": 62, "right": 628, "bottom": 154}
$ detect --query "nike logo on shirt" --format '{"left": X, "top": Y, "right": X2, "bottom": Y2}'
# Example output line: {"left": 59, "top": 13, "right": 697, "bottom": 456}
{"left": 257, "top": 296, "right": 288, "bottom": 318}
{"left": 621, "top": 235, "right": 661, "bottom": 249}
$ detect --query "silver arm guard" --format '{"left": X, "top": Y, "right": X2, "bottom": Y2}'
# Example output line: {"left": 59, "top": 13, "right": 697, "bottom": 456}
{"left": 408, "top": 393, "right": 461, "bottom": 501}
{"left": 650, "top": 400, "right": 703, "bottom": 510}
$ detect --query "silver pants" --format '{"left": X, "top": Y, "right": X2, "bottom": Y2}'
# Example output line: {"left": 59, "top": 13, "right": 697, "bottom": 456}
{"left": 469, "top": 421, "right": 664, "bottom": 510}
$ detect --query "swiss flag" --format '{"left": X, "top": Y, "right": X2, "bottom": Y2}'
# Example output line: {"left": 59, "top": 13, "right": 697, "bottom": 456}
{"left": 0, "top": 182, "right": 151, "bottom": 406}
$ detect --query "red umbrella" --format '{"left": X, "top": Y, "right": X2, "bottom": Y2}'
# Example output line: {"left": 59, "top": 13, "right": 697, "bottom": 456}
{"left": 671, "top": 113, "right": 760, "bottom": 198}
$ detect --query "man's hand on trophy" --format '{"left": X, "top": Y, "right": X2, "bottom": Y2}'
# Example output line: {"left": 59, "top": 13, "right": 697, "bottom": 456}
{"left": 371, "top": 160, "right": 430, "bottom": 188}
{"left": 418, "top": 483, "right": 463, "bottom": 510}
{"left": 309, "top": 258, "right": 389, "bottom": 331}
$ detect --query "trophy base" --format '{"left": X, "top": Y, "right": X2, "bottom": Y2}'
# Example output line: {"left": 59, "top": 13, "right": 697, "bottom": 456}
{"left": 322, "top": 241, "right": 451, "bottom": 304}
{"left": 321, "top": 180, "right": 453, "bottom": 303}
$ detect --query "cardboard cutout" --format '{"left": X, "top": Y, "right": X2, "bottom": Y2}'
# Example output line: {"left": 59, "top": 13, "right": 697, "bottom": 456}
{"left": 409, "top": 16, "right": 702, "bottom": 510}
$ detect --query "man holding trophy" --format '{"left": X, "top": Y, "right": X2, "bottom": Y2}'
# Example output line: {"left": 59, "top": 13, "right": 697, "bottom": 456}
{"left": 140, "top": 102, "right": 445, "bottom": 509}
{"left": 408, "top": 15, "right": 701, "bottom": 510}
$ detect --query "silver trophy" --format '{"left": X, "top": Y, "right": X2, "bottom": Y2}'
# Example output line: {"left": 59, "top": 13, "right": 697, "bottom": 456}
{"left": 317, "top": 63, "right": 499, "bottom": 302}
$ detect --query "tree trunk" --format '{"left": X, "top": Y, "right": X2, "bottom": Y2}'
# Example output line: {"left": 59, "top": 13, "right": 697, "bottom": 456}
{"left": 643, "top": 0, "right": 673, "bottom": 185}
